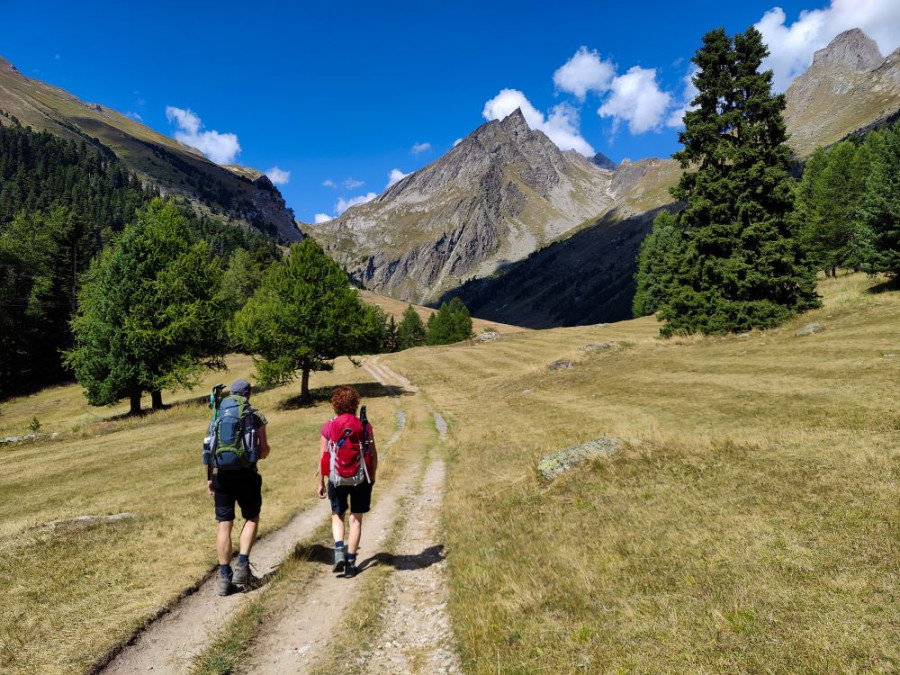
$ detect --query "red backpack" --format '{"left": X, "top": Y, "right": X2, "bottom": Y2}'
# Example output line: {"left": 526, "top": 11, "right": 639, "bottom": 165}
{"left": 327, "top": 412, "right": 372, "bottom": 486}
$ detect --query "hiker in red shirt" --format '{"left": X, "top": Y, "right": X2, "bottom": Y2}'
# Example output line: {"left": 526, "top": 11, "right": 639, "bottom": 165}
{"left": 317, "top": 385, "right": 377, "bottom": 578}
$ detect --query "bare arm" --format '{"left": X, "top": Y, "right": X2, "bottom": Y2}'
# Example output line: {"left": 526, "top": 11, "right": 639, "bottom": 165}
{"left": 257, "top": 425, "right": 270, "bottom": 459}
{"left": 317, "top": 435, "right": 328, "bottom": 498}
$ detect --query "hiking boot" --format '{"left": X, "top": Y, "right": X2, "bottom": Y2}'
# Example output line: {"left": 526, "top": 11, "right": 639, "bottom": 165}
{"left": 344, "top": 562, "right": 359, "bottom": 578}
{"left": 233, "top": 559, "right": 258, "bottom": 587}
{"left": 217, "top": 571, "right": 234, "bottom": 596}
{"left": 333, "top": 546, "right": 346, "bottom": 573}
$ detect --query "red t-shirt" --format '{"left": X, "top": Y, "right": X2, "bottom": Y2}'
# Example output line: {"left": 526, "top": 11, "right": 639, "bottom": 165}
{"left": 320, "top": 418, "right": 375, "bottom": 480}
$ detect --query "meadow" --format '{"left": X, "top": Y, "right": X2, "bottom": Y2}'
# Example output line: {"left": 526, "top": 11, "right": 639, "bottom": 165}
{"left": 383, "top": 273, "right": 899, "bottom": 673}
{"left": 1, "top": 273, "right": 897, "bottom": 673}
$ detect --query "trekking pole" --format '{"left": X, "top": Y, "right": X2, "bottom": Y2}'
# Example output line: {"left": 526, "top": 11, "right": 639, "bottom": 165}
{"left": 359, "top": 405, "right": 371, "bottom": 483}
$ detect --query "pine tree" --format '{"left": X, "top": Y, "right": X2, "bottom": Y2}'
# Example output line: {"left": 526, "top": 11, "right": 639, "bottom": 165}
{"left": 232, "top": 238, "right": 382, "bottom": 403}
{"left": 397, "top": 304, "right": 427, "bottom": 350}
{"left": 857, "top": 123, "right": 900, "bottom": 274}
{"left": 657, "top": 26, "right": 819, "bottom": 336}
{"left": 632, "top": 210, "right": 684, "bottom": 317}
{"left": 66, "top": 199, "right": 226, "bottom": 414}
{"left": 426, "top": 298, "right": 473, "bottom": 345}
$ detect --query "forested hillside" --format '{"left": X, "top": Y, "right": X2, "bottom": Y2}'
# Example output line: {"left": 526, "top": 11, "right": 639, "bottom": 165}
{"left": 0, "top": 117, "right": 279, "bottom": 397}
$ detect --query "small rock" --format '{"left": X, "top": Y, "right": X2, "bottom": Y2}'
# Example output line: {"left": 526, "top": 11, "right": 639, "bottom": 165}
{"left": 578, "top": 341, "right": 615, "bottom": 352}
{"left": 537, "top": 437, "right": 622, "bottom": 480}
{"left": 884, "top": 353, "right": 896, "bottom": 358}
{"left": 548, "top": 359, "right": 572, "bottom": 371}
{"left": 737, "top": 333, "right": 750, "bottom": 339}
{"left": 474, "top": 330, "right": 501, "bottom": 343}
{"left": 796, "top": 322, "right": 824, "bottom": 336}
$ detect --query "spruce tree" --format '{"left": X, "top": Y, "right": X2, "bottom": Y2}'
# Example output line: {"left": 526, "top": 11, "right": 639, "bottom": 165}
{"left": 232, "top": 238, "right": 382, "bottom": 403}
{"left": 858, "top": 123, "right": 900, "bottom": 274}
{"left": 397, "top": 305, "right": 427, "bottom": 350}
{"left": 633, "top": 211, "right": 684, "bottom": 317}
{"left": 658, "top": 27, "right": 818, "bottom": 335}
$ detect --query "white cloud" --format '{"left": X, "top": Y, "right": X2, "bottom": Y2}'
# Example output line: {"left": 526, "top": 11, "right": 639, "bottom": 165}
{"left": 336, "top": 192, "right": 377, "bottom": 214}
{"left": 344, "top": 178, "right": 365, "bottom": 189}
{"left": 598, "top": 67, "right": 671, "bottom": 134}
{"left": 387, "top": 168, "right": 409, "bottom": 188}
{"left": 482, "top": 89, "right": 595, "bottom": 155}
{"left": 756, "top": 0, "right": 900, "bottom": 92}
{"left": 266, "top": 166, "right": 290, "bottom": 185}
{"left": 453, "top": 138, "right": 463, "bottom": 147}
{"left": 666, "top": 66, "right": 699, "bottom": 129}
{"left": 125, "top": 111, "right": 143, "bottom": 121}
{"left": 323, "top": 179, "right": 337, "bottom": 188}
{"left": 553, "top": 46, "right": 616, "bottom": 100}
{"left": 314, "top": 213, "right": 333, "bottom": 223}
{"left": 411, "top": 142, "right": 431, "bottom": 154}
{"left": 165, "top": 106, "right": 241, "bottom": 164}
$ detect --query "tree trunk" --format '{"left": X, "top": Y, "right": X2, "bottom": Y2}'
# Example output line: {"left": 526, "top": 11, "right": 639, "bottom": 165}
{"left": 129, "top": 391, "right": 142, "bottom": 416}
{"left": 151, "top": 390, "right": 164, "bottom": 410}
{"left": 300, "top": 359, "right": 311, "bottom": 404}
{"left": 831, "top": 266, "right": 837, "bottom": 278}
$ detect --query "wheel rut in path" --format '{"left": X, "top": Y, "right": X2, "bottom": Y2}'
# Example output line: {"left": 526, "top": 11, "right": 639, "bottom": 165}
{"left": 101, "top": 402, "right": 408, "bottom": 673}
{"left": 237, "top": 455, "right": 424, "bottom": 674}
{"left": 359, "top": 457, "right": 461, "bottom": 674}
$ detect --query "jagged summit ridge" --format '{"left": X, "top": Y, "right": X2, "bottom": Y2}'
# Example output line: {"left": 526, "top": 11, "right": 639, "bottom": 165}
{"left": 810, "top": 28, "right": 883, "bottom": 72}
{"left": 311, "top": 108, "right": 615, "bottom": 302}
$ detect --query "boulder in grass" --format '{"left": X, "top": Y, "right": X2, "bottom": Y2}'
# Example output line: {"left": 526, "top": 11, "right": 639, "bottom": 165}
{"left": 795, "top": 322, "right": 824, "bottom": 336}
{"left": 537, "top": 436, "right": 622, "bottom": 480}
{"left": 475, "top": 329, "right": 501, "bottom": 343}
{"left": 548, "top": 359, "right": 572, "bottom": 371}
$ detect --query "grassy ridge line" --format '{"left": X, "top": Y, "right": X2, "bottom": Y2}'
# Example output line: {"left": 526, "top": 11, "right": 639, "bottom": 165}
{"left": 0, "top": 356, "right": 392, "bottom": 674}
{"left": 383, "top": 273, "right": 900, "bottom": 673}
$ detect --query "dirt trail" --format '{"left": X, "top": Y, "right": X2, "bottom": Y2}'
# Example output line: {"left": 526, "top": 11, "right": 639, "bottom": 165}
{"left": 237, "top": 456, "right": 424, "bottom": 674}
{"left": 359, "top": 458, "right": 461, "bottom": 674}
{"left": 365, "top": 355, "right": 418, "bottom": 393}
{"left": 102, "top": 402, "right": 409, "bottom": 674}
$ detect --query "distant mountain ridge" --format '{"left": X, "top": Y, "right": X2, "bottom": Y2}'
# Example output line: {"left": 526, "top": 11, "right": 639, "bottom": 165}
{"left": 308, "top": 27, "right": 900, "bottom": 326}
{"left": 0, "top": 55, "right": 301, "bottom": 242}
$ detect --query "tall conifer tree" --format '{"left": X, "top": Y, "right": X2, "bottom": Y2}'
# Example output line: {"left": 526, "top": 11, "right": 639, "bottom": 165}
{"left": 657, "top": 27, "right": 818, "bottom": 335}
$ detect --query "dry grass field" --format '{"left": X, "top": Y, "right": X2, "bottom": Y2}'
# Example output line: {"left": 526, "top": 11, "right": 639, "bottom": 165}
{"left": 382, "top": 273, "right": 899, "bottom": 673}
{"left": 1, "top": 273, "right": 897, "bottom": 674}
{"left": 0, "top": 356, "right": 398, "bottom": 674}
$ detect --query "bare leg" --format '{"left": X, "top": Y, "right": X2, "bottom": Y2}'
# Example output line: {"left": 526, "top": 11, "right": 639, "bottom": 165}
{"left": 332, "top": 513, "right": 346, "bottom": 544}
{"left": 348, "top": 513, "right": 363, "bottom": 555}
{"left": 216, "top": 521, "right": 234, "bottom": 565}
{"left": 239, "top": 517, "right": 259, "bottom": 556}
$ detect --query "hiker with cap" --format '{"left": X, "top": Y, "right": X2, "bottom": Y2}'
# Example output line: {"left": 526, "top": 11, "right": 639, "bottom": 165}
{"left": 203, "top": 378, "right": 270, "bottom": 595}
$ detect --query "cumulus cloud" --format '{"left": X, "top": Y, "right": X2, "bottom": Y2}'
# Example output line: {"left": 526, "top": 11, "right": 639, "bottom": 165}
{"left": 387, "top": 168, "right": 409, "bottom": 188}
{"left": 666, "top": 66, "right": 699, "bottom": 129}
{"left": 165, "top": 106, "right": 240, "bottom": 164}
{"left": 323, "top": 179, "right": 337, "bottom": 188}
{"left": 266, "top": 167, "right": 290, "bottom": 185}
{"left": 336, "top": 192, "right": 377, "bottom": 214}
{"left": 756, "top": 0, "right": 900, "bottom": 91}
{"left": 598, "top": 66, "right": 671, "bottom": 134}
{"left": 314, "top": 213, "right": 333, "bottom": 223}
{"left": 411, "top": 142, "right": 431, "bottom": 154}
{"left": 343, "top": 178, "right": 365, "bottom": 189}
{"left": 482, "top": 89, "right": 595, "bottom": 155}
{"left": 553, "top": 46, "right": 616, "bottom": 99}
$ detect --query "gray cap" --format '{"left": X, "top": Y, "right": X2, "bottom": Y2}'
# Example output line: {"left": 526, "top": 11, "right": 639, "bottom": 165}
{"left": 230, "top": 379, "right": 251, "bottom": 397}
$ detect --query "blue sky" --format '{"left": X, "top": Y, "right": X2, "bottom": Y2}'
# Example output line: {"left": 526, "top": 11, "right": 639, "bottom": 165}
{"left": 3, "top": 0, "right": 899, "bottom": 223}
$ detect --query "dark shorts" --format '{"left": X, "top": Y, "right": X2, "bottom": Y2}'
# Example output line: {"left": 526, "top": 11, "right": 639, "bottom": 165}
{"left": 213, "top": 470, "right": 262, "bottom": 522}
{"left": 328, "top": 481, "right": 373, "bottom": 516}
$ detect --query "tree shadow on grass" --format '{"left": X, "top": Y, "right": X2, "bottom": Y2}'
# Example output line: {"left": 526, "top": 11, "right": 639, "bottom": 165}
{"left": 276, "top": 381, "right": 413, "bottom": 411}
{"left": 866, "top": 276, "right": 900, "bottom": 294}
{"left": 291, "top": 542, "right": 446, "bottom": 577}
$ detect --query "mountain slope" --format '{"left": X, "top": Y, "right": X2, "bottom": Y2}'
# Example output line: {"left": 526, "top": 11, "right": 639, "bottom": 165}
{"left": 0, "top": 55, "right": 300, "bottom": 242}
{"left": 309, "top": 109, "right": 616, "bottom": 302}
{"left": 784, "top": 29, "right": 900, "bottom": 157}
{"left": 310, "top": 28, "right": 900, "bottom": 327}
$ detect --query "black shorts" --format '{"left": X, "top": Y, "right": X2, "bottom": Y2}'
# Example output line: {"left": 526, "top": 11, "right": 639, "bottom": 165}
{"left": 213, "top": 470, "right": 262, "bottom": 522}
{"left": 328, "top": 481, "right": 373, "bottom": 516}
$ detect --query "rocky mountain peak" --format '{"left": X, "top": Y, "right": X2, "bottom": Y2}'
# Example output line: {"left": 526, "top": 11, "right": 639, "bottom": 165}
{"left": 811, "top": 28, "right": 883, "bottom": 72}
{"left": 591, "top": 152, "right": 617, "bottom": 171}
{"left": 499, "top": 108, "right": 529, "bottom": 134}
{"left": 0, "top": 54, "right": 22, "bottom": 77}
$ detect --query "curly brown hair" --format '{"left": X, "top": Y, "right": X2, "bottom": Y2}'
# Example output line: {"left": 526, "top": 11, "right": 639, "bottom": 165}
{"left": 331, "top": 385, "right": 360, "bottom": 415}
